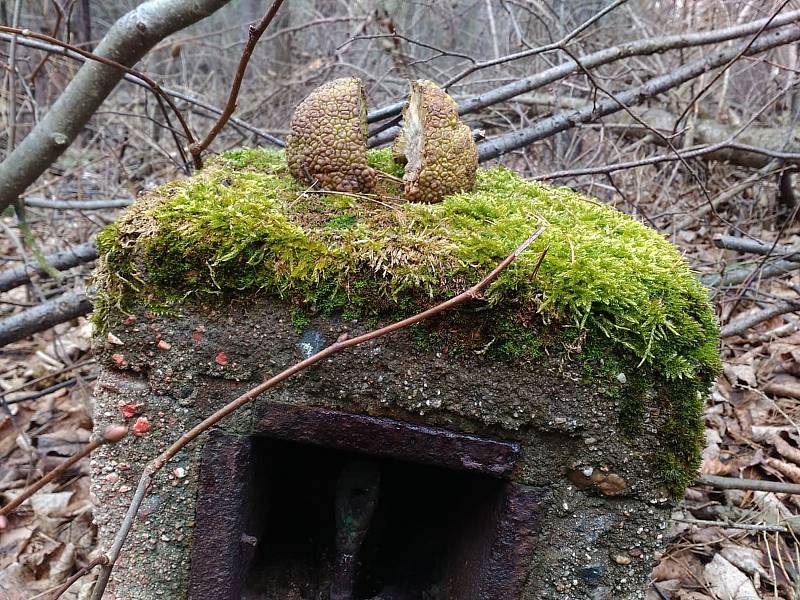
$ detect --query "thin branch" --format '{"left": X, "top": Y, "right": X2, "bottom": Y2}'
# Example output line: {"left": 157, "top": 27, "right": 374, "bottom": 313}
{"left": 0, "top": 32, "right": 285, "bottom": 146}
{"left": 674, "top": 517, "right": 791, "bottom": 534}
{"left": 89, "top": 227, "right": 547, "bottom": 600}
{"left": 47, "top": 556, "right": 109, "bottom": 600}
{"left": 696, "top": 474, "right": 800, "bottom": 496}
{"left": 0, "top": 425, "right": 127, "bottom": 517}
{"left": 443, "top": 0, "right": 629, "bottom": 89}
{"left": 537, "top": 142, "right": 800, "bottom": 180}
{"left": 0, "top": 0, "right": 235, "bottom": 215}
{"left": 720, "top": 300, "right": 800, "bottom": 338}
{"left": 0, "top": 24, "right": 196, "bottom": 156}
{"left": 476, "top": 26, "right": 800, "bottom": 161}
{"left": 366, "top": 9, "right": 800, "bottom": 129}
{"left": 673, "top": 0, "right": 792, "bottom": 132}
{"left": 188, "top": 0, "right": 287, "bottom": 165}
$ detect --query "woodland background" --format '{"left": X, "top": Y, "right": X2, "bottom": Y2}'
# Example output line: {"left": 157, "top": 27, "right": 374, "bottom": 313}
{"left": 2, "top": 0, "right": 800, "bottom": 598}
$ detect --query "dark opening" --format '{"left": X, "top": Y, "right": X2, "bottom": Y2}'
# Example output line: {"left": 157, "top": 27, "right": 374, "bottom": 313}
{"left": 242, "top": 437, "right": 504, "bottom": 600}
{"left": 189, "top": 408, "right": 540, "bottom": 600}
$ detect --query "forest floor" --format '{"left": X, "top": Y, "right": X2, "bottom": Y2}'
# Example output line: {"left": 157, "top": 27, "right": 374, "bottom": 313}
{"left": 0, "top": 199, "right": 799, "bottom": 600}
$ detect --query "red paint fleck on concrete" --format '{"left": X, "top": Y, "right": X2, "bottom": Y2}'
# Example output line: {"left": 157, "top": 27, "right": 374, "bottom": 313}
{"left": 118, "top": 401, "right": 144, "bottom": 419}
{"left": 111, "top": 353, "right": 126, "bottom": 367}
{"left": 157, "top": 340, "right": 172, "bottom": 351}
{"left": 215, "top": 352, "right": 229, "bottom": 366}
{"left": 131, "top": 417, "right": 151, "bottom": 436}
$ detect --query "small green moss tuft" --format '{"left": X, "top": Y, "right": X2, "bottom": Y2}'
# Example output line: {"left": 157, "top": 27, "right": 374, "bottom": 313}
{"left": 92, "top": 147, "right": 720, "bottom": 494}
{"left": 291, "top": 307, "right": 312, "bottom": 332}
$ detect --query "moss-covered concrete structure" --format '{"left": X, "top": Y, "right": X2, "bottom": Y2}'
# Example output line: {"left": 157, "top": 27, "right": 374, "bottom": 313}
{"left": 89, "top": 148, "right": 719, "bottom": 600}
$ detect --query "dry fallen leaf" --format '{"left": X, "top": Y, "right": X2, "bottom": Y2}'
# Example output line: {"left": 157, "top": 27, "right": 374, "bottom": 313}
{"left": 704, "top": 554, "right": 760, "bottom": 600}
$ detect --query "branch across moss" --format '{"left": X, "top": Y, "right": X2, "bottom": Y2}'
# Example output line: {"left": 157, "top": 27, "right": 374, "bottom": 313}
{"left": 92, "top": 147, "right": 720, "bottom": 494}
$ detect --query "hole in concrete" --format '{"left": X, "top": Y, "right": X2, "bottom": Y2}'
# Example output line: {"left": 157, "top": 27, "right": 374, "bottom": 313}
{"left": 242, "top": 437, "right": 504, "bottom": 600}
{"left": 190, "top": 407, "right": 540, "bottom": 600}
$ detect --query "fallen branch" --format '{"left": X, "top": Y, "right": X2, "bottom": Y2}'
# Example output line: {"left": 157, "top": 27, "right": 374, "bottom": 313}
{"left": 0, "top": 239, "right": 97, "bottom": 293}
{"left": 476, "top": 26, "right": 800, "bottom": 161}
{"left": 89, "top": 227, "right": 547, "bottom": 600}
{"left": 674, "top": 516, "right": 790, "bottom": 534}
{"left": 0, "top": 290, "right": 92, "bottom": 347}
{"left": 367, "top": 9, "right": 800, "bottom": 139}
{"left": 720, "top": 300, "right": 800, "bottom": 338}
{"left": 696, "top": 474, "right": 800, "bottom": 495}
{"left": 22, "top": 198, "right": 134, "bottom": 210}
{"left": 713, "top": 235, "right": 800, "bottom": 263}
{"left": 0, "top": 0, "right": 234, "bottom": 215}
{"left": 704, "top": 259, "right": 800, "bottom": 288}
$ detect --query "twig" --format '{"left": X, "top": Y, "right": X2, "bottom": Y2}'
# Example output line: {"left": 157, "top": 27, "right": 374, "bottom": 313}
{"left": 0, "top": 32, "right": 285, "bottom": 147}
{"left": 88, "top": 226, "right": 547, "bottom": 600}
{"left": 0, "top": 239, "right": 97, "bottom": 293}
{"left": 443, "top": 0, "right": 629, "bottom": 89}
{"left": 188, "top": 0, "right": 287, "bottom": 165}
{"left": 0, "top": 0, "right": 234, "bottom": 215}
{"left": 46, "top": 555, "right": 109, "bottom": 600}
{"left": 720, "top": 300, "right": 800, "bottom": 338}
{"left": 0, "top": 24, "right": 196, "bottom": 156}
{"left": 714, "top": 235, "right": 800, "bottom": 264}
{"left": 476, "top": 26, "right": 800, "bottom": 161}
{"left": 696, "top": 474, "right": 800, "bottom": 495}
{"left": 4, "top": 374, "right": 98, "bottom": 405}
{"left": 672, "top": 0, "right": 792, "bottom": 132}
{"left": 674, "top": 516, "right": 791, "bottom": 534}
{"left": 0, "top": 425, "right": 127, "bottom": 517}
{"left": 365, "top": 9, "right": 800, "bottom": 129}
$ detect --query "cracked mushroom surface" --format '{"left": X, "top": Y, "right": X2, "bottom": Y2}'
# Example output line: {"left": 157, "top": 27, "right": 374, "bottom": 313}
{"left": 395, "top": 80, "right": 478, "bottom": 203}
{"left": 286, "top": 77, "right": 376, "bottom": 193}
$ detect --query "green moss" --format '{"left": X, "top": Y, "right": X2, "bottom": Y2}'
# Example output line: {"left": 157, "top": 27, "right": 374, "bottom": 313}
{"left": 92, "top": 147, "right": 720, "bottom": 494}
{"left": 290, "top": 307, "right": 312, "bottom": 332}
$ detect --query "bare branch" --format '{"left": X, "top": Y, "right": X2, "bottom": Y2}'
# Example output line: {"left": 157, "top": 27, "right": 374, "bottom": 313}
{"left": 476, "top": 26, "right": 800, "bottom": 161}
{"left": 714, "top": 235, "right": 800, "bottom": 264}
{"left": 366, "top": 9, "right": 800, "bottom": 132}
{"left": 0, "top": 32, "right": 285, "bottom": 147}
{"left": 188, "top": 0, "right": 287, "bottom": 164}
{"left": 22, "top": 198, "right": 133, "bottom": 210}
{"left": 0, "top": 0, "right": 234, "bottom": 215}
{"left": 0, "top": 425, "right": 127, "bottom": 517}
{"left": 0, "top": 290, "right": 91, "bottom": 347}
{"left": 720, "top": 300, "right": 800, "bottom": 338}
{"left": 0, "top": 239, "right": 97, "bottom": 293}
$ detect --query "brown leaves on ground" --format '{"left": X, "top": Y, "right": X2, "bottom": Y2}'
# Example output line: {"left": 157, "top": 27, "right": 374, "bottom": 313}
{"left": 0, "top": 318, "right": 96, "bottom": 600}
{"left": 650, "top": 299, "right": 800, "bottom": 599}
